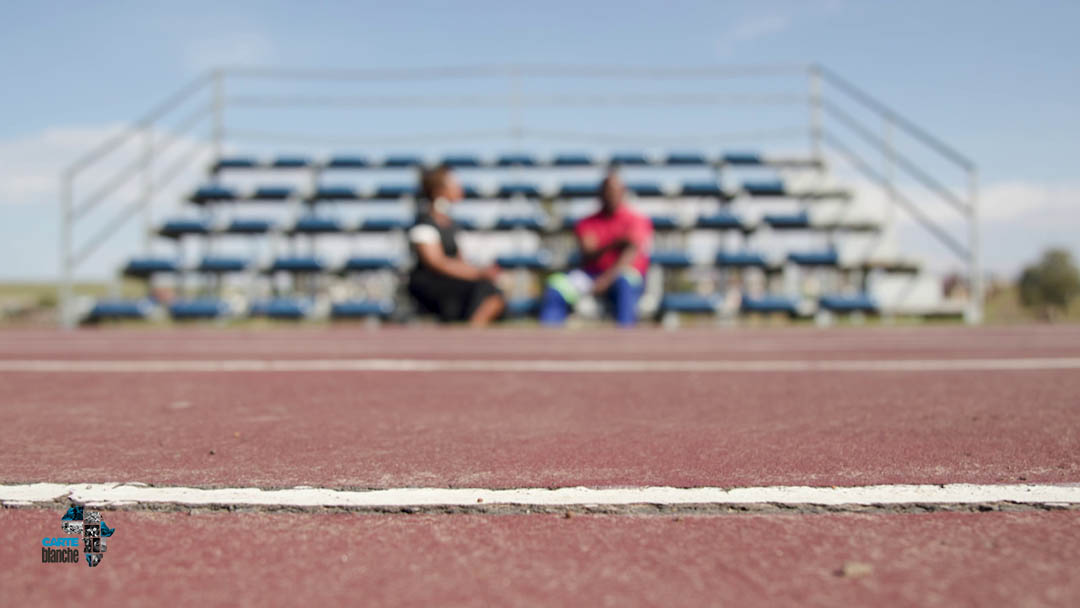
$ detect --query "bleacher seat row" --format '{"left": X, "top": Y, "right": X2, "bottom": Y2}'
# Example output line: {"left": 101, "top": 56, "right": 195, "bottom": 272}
{"left": 123, "top": 248, "right": 916, "bottom": 279}
{"left": 211, "top": 151, "right": 823, "bottom": 172}
{"left": 156, "top": 211, "right": 879, "bottom": 238}
{"left": 87, "top": 290, "right": 879, "bottom": 323}
{"left": 189, "top": 179, "right": 851, "bottom": 203}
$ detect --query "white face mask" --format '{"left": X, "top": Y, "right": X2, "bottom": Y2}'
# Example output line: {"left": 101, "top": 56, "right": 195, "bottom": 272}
{"left": 432, "top": 197, "right": 451, "bottom": 215}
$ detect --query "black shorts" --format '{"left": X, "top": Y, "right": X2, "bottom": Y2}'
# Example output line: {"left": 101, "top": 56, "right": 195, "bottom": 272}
{"left": 408, "top": 269, "right": 502, "bottom": 323}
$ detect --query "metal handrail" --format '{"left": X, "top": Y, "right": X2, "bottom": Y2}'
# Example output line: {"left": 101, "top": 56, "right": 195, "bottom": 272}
{"left": 822, "top": 131, "right": 969, "bottom": 258}
{"left": 63, "top": 73, "right": 212, "bottom": 176}
{"left": 59, "top": 71, "right": 218, "bottom": 327}
{"left": 225, "top": 63, "right": 807, "bottom": 81}
{"left": 813, "top": 63, "right": 981, "bottom": 322}
{"left": 820, "top": 99, "right": 970, "bottom": 216}
{"left": 815, "top": 64, "right": 974, "bottom": 171}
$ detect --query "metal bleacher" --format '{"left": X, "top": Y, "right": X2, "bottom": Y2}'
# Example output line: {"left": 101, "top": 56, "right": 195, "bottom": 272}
{"left": 59, "top": 65, "right": 983, "bottom": 326}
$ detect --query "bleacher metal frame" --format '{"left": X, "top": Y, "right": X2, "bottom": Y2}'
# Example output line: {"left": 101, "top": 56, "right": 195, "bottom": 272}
{"left": 58, "top": 64, "right": 982, "bottom": 326}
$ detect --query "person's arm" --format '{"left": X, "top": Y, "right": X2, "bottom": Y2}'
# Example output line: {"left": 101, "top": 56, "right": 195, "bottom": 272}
{"left": 578, "top": 231, "right": 626, "bottom": 264}
{"left": 590, "top": 243, "right": 637, "bottom": 294}
{"left": 410, "top": 225, "right": 497, "bottom": 281}
{"left": 415, "top": 241, "right": 498, "bottom": 281}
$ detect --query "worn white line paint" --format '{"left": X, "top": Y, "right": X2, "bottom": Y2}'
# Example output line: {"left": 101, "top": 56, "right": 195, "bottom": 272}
{"left": 1, "top": 483, "right": 1078, "bottom": 508}
{"left": 1, "top": 357, "right": 1080, "bottom": 373}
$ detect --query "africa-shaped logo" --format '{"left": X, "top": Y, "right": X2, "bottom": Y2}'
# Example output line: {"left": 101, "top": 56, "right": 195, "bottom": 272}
{"left": 61, "top": 506, "right": 116, "bottom": 567}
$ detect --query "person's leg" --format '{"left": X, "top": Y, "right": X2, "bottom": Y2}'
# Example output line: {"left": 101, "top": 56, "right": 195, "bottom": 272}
{"left": 608, "top": 271, "right": 644, "bottom": 327}
{"left": 462, "top": 279, "right": 504, "bottom": 327}
{"left": 538, "top": 272, "right": 584, "bottom": 326}
{"left": 538, "top": 286, "right": 570, "bottom": 325}
{"left": 468, "top": 292, "right": 505, "bottom": 327}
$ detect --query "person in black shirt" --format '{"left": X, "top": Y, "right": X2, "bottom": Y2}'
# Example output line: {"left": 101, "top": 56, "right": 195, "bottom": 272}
{"left": 407, "top": 165, "right": 505, "bottom": 326}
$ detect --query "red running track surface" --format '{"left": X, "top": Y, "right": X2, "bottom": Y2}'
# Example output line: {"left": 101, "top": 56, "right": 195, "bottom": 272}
{"left": 2, "top": 326, "right": 1078, "bottom": 606}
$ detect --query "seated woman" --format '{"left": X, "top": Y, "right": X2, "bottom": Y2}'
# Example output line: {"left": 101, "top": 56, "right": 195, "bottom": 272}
{"left": 539, "top": 171, "right": 654, "bottom": 327}
{"left": 407, "top": 165, "right": 505, "bottom": 326}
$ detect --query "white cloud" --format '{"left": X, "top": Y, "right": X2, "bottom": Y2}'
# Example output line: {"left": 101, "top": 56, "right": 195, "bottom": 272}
{"left": 729, "top": 13, "right": 792, "bottom": 43}
{"left": 0, "top": 124, "right": 126, "bottom": 204}
{"left": 182, "top": 31, "right": 275, "bottom": 72}
{"left": 0, "top": 123, "right": 210, "bottom": 280}
{"left": 842, "top": 177, "right": 1080, "bottom": 277}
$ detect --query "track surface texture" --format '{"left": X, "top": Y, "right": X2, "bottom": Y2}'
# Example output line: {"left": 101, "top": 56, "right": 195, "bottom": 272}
{"left": 2, "top": 325, "right": 1079, "bottom": 606}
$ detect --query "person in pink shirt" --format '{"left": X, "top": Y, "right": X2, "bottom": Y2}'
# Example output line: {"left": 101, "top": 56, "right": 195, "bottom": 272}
{"left": 539, "top": 171, "right": 654, "bottom": 326}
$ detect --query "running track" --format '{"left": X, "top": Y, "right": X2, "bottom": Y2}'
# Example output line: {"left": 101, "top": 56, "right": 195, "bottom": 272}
{"left": 2, "top": 326, "right": 1078, "bottom": 606}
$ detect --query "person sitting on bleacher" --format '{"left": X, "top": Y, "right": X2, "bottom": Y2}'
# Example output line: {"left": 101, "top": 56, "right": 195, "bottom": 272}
{"left": 407, "top": 165, "right": 505, "bottom": 326}
{"left": 539, "top": 170, "right": 653, "bottom": 327}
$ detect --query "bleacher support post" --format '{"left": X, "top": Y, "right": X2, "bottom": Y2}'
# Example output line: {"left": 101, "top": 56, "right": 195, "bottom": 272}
{"left": 967, "top": 169, "right": 983, "bottom": 324}
{"left": 140, "top": 127, "right": 154, "bottom": 255}
{"left": 59, "top": 174, "right": 74, "bottom": 329}
{"left": 212, "top": 69, "right": 224, "bottom": 161}
{"left": 808, "top": 65, "right": 823, "bottom": 163}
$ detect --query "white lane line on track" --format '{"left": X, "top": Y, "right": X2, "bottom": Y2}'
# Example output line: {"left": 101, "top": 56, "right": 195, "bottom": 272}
{"left": 2, "top": 483, "right": 1078, "bottom": 508}
{"left": 1, "top": 358, "right": 1080, "bottom": 373}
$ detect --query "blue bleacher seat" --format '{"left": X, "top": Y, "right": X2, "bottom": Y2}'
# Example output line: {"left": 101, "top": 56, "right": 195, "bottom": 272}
{"left": 269, "top": 256, "right": 325, "bottom": 273}
{"left": 660, "top": 292, "right": 717, "bottom": 313}
{"left": 225, "top": 218, "right": 275, "bottom": 234}
{"left": 628, "top": 182, "right": 664, "bottom": 197}
{"left": 292, "top": 216, "right": 344, "bottom": 233}
{"left": 610, "top": 152, "right": 649, "bottom": 166}
{"left": 681, "top": 181, "right": 724, "bottom": 197}
{"left": 503, "top": 297, "right": 539, "bottom": 318}
{"left": 197, "top": 256, "right": 249, "bottom": 273}
{"left": 553, "top": 153, "right": 592, "bottom": 167}
{"left": 696, "top": 211, "right": 744, "bottom": 230}
{"left": 743, "top": 179, "right": 786, "bottom": 196}
{"left": 214, "top": 157, "right": 257, "bottom": 171}
{"left": 497, "top": 183, "right": 542, "bottom": 198}
{"left": 327, "top": 155, "right": 370, "bottom": 168}
{"left": 454, "top": 217, "right": 479, "bottom": 231}
{"left": 494, "top": 216, "right": 546, "bottom": 231}
{"left": 330, "top": 300, "right": 394, "bottom": 319}
{"left": 342, "top": 256, "right": 399, "bottom": 272}
{"left": 666, "top": 152, "right": 707, "bottom": 166}
{"left": 788, "top": 250, "right": 839, "bottom": 266}
{"left": 253, "top": 185, "right": 296, "bottom": 200}
{"left": 651, "top": 251, "right": 693, "bottom": 268}
{"left": 272, "top": 156, "right": 310, "bottom": 168}
{"left": 764, "top": 211, "right": 810, "bottom": 229}
{"left": 716, "top": 251, "right": 769, "bottom": 268}
{"left": 462, "top": 184, "right": 483, "bottom": 199}
{"left": 383, "top": 155, "right": 423, "bottom": 168}
{"left": 496, "top": 153, "right": 537, "bottom": 167}
{"left": 819, "top": 294, "right": 877, "bottom": 313}
{"left": 123, "top": 258, "right": 179, "bottom": 277}
{"left": 559, "top": 182, "right": 600, "bottom": 198}
{"left": 249, "top": 298, "right": 311, "bottom": 319}
{"left": 650, "top": 215, "right": 679, "bottom": 230}
{"left": 359, "top": 217, "right": 412, "bottom": 231}
{"left": 741, "top": 294, "right": 800, "bottom": 315}
{"left": 87, "top": 299, "right": 154, "bottom": 321}
{"left": 374, "top": 184, "right": 418, "bottom": 199}
{"left": 495, "top": 252, "right": 552, "bottom": 269}
{"left": 313, "top": 185, "right": 358, "bottom": 200}
{"left": 191, "top": 185, "right": 237, "bottom": 203}
{"left": 442, "top": 154, "right": 481, "bottom": 168}
{"left": 169, "top": 299, "right": 229, "bottom": 319}
{"left": 159, "top": 218, "right": 211, "bottom": 238}
{"left": 722, "top": 152, "right": 763, "bottom": 165}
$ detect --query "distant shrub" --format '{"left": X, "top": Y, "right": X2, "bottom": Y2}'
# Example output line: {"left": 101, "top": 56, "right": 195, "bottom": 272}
{"left": 1018, "top": 248, "right": 1080, "bottom": 321}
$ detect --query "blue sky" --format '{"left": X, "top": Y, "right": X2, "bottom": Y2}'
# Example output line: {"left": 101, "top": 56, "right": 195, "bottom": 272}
{"left": 1, "top": 0, "right": 1078, "bottom": 279}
